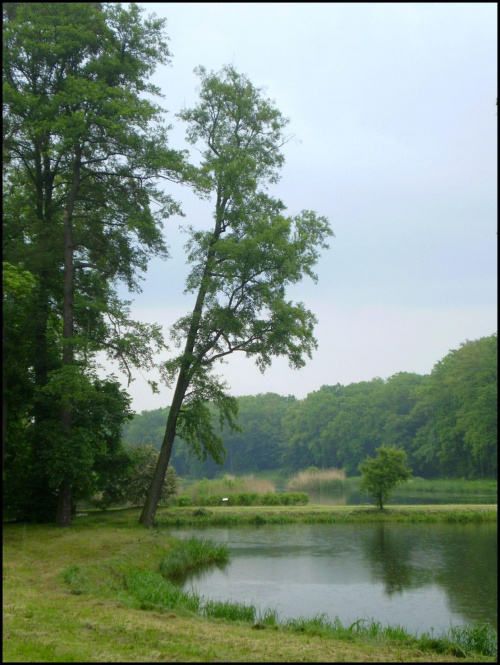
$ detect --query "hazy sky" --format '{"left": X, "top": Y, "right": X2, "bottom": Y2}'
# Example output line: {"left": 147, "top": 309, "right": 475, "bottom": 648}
{"left": 110, "top": 2, "right": 497, "bottom": 414}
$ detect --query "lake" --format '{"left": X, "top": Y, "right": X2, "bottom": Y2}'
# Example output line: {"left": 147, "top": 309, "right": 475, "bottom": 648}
{"left": 169, "top": 522, "right": 497, "bottom": 636}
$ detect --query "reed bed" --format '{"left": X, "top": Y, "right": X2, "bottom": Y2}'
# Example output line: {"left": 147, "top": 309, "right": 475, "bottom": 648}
{"left": 287, "top": 467, "right": 347, "bottom": 492}
{"left": 180, "top": 474, "right": 276, "bottom": 502}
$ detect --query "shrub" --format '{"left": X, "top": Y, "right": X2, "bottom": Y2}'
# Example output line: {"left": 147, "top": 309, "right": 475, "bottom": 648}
{"left": 234, "top": 492, "right": 258, "bottom": 506}
{"left": 260, "top": 492, "right": 281, "bottom": 505}
{"left": 95, "top": 444, "right": 178, "bottom": 508}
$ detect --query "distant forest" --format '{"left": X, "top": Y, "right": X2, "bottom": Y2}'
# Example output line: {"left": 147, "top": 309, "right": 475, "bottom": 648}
{"left": 123, "top": 334, "right": 497, "bottom": 480}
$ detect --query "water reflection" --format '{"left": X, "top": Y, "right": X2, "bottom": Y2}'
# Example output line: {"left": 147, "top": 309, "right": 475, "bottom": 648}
{"left": 169, "top": 523, "right": 497, "bottom": 634}
{"left": 361, "top": 525, "right": 434, "bottom": 595}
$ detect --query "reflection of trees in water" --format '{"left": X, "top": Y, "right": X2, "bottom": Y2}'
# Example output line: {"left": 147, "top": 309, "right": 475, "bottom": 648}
{"left": 431, "top": 524, "right": 497, "bottom": 629}
{"left": 362, "top": 525, "right": 433, "bottom": 595}
{"left": 361, "top": 524, "right": 497, "bottom": 629}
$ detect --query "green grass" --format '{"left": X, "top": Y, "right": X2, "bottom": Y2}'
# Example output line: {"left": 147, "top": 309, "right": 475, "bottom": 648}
{"left": 3, "top": 508, "right": 498, "bottom": 662}
{"left": 149, "top": 503, "right": 497, "bottom": 527}
{"left": 158, "top": 536, "right": 229, "bottom": 578}
{"left": 395, "top": 477, "right": 498, "bottom": 495}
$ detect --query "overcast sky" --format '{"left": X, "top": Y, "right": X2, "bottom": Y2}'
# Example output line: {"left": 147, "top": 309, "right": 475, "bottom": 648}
{"left": 111, "top": 2, "right": 497, "bottom": 414}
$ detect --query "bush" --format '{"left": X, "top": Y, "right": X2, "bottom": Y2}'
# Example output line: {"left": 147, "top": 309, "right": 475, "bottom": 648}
{"left": 260, "top": 492, "right": 281, "bottom": 505}
{"left": 175, "top": 495, "right": 192, "bottom": 507}
{"left": 95, "top": 444, "right": 179, "bottom": 508}
{"left": 234, "top": 492, "right": 258, "bottom": 506}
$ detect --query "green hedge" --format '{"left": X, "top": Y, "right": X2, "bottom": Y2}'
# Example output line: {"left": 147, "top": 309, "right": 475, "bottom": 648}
{"left": 171, "top": 492, "right": 309, "bottom": 507}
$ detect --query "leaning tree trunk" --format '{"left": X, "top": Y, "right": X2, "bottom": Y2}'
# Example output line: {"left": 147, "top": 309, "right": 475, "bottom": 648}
{"left": 138, "top": 380, "right": 187, "bottom": 528}
{"left": 139, "top": 213, "right": 224, "bottom": 528}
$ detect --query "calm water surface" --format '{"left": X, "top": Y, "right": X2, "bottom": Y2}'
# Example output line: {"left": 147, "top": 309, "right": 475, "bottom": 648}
{"left": 169, "top": 523, "right": 497, "bottom": 635}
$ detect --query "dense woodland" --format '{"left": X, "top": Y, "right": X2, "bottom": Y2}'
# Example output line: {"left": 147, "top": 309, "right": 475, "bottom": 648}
{"left": 123, "top": 334, "right": 497, "bottom": 481}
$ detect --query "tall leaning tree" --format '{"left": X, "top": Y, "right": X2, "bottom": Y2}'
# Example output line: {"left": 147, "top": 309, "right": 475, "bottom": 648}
{"left": 140, "top": 65, "right": 333, "bottom": 527}
{"left": 3, "top": 2, "right": 187, "bottom": 525}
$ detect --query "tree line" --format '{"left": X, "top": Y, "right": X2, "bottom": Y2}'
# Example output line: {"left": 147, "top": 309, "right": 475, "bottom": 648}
{"left": 123, "top": 334, "right": 497, "bottom": 481}
{"left": 3, "top": 3, "right": 332, "bottom": 526}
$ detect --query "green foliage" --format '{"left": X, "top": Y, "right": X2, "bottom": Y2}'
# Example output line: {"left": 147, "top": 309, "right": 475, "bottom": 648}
{"left": 359, "top": 447, "right": 412, "bottom": 510}
{"left": 3, "top": 2, "right": 186, "bottom": 523}
{"left": 413, "top": 334, "right": 497, "bottom": 479}
{"left": 125, "top": 569, "right": 201, "bottom": 613}
{"left": 96, "top": 444, "right": 178, "bottom": 509}
{"left": 172, "top": 491, "right": 308, "bottom": 507}
{"left": 141, "top": 65, "right": 332, "bottom": 526}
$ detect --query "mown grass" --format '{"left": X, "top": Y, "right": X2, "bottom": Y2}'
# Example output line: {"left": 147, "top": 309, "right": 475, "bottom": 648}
{"left": 3, "top": 507, "right": 497, "bottom": 662}
{"left": 150, "top": 503, "right": 497, "bottom": 527}
{"left": 394, "top": 477, "right": 498, "bottom": 495}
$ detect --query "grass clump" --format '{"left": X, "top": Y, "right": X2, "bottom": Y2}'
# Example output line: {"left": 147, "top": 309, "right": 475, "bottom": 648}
{"left": 125, "top": 569, "right": 201, "bottom": 613}
{"left": 203, "top": 598, "right": 256, "bottom": 622}
{"left": 287, "top": 467, "right": 347, "bottom": 492}
{"left": 447, "top": 622, "right": 498, "bottom": 658}
{"left": 158, "top": 536, "right": 229, "bottom": 578}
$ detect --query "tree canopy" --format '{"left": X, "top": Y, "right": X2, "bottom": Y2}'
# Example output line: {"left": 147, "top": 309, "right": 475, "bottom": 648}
{"left": 139, "top": 65, "right": 333, "bottom": 527}
{"left": 3, "top": 2, "right": 186, "bottom": 524}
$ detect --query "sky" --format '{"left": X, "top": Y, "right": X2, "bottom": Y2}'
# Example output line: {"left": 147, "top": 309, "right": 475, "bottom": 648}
{"left": 110, "top": 2, "right": 497, "bottom": 414}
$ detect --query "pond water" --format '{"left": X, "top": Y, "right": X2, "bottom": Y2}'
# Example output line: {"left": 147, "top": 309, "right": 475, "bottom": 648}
{"left": 306, "top": 490, "right": 497, "bottom": 506}
{"left": 169, "top": 522, "right": 497, "bottom": 636}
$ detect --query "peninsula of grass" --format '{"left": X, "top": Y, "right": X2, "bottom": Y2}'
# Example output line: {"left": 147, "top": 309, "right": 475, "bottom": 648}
{"left": 3, "top": 506, "right": 497, "bottom": 662}
{"left": 152, "top": 503, "right": 497, "bottom": 527}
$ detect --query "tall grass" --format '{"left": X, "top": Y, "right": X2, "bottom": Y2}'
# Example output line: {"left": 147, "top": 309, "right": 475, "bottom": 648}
{"left": 158, "top": 536, "right": 229, "bottom": 578}
{"left": 181, "top": 474, "right": 276, "bottom": 502}
{"left": 287, "top": 467, "right": 346, "bottom": 492}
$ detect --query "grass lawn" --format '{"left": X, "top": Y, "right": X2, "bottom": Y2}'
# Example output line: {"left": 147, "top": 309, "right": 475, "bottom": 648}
{"left": 3, "top": 505, "right": 497, "bottom": 662}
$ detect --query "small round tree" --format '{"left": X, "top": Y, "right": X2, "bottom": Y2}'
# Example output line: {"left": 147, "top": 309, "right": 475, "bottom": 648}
{"left": 358, "top": 447, "right": 412, "bottom": 510}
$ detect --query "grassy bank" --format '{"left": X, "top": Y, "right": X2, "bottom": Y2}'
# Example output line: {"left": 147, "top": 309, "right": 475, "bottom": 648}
{"left": 3, "top": 506, "right": 497, "bottom": 662}
{"left": 152, "top": 503, "right": 497, "bottom": 527}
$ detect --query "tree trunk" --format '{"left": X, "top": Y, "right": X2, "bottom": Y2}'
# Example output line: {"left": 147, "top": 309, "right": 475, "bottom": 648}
{"left": 56, "top": 141, "right": 81, "bottom": 526}
{"left": 139, "top": 376, "right": 188, "bottom": 527}
{"left": 56, "top": 479, "right": 72, "bottom": 527}
{"left": 56, "top": 208, "right": 75, "bottom": 527}
{"left": 139, "top": 200, "right": 225, "bottom": 528}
